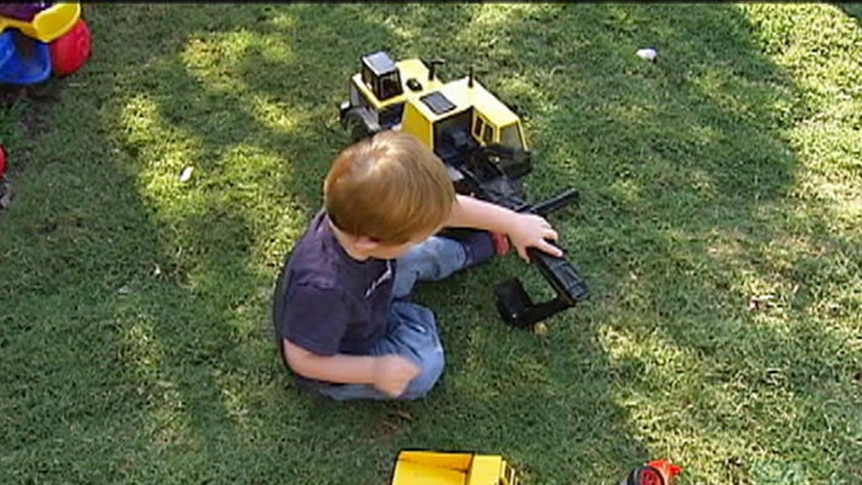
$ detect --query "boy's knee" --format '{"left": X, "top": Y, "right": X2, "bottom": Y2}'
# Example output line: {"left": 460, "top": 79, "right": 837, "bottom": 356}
{"left": 402, "top": 348, "right": 445, "bottom": 400}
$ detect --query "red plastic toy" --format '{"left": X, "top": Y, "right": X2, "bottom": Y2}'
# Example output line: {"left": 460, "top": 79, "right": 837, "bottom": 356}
{"left": 619, "top": 459, "right": 683, "bottom": 485}
{"left": 0, "top": 144, "right": 7, "bottom": 179}
{"left": 49, "top": 18, "right": 91, "bottom": 76}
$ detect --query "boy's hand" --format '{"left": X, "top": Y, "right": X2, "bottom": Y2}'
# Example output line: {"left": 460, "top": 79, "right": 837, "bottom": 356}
{"left": 507, "top": 213, "right": 563, "bottom": 262}
{"left": 372, "top": 355, "right": 421, "bottom": 397}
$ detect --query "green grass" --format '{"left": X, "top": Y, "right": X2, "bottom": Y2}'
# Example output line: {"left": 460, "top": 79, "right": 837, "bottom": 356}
{"left": 1, "top": 3, "right": 860, "bottom": 484}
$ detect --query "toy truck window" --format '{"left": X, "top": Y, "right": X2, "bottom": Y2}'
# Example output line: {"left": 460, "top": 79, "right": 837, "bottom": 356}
{"left": 378, "top": 72, "right": 402, "bottom": 101}
{"left": 361, "top": 66, "right": 374, "bottom": 90}
{"left": 500, "top": 124, "right": 524, "bottom": 150}
{"left": 482, "top": 124, "right": 494, "bottom": 145}
{"left": 473, "top": 116, "right": 485, "bottom": 140}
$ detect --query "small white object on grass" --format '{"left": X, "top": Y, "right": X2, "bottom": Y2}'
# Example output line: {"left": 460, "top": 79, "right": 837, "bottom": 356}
{"left": 533, "top": 322, "right": 549, "bottom": 336}
{"left": 636, "top": 48, "right": 658, "bottom": 61}
{"left": 180, "top": 166, "right": 194, "bottom": 182}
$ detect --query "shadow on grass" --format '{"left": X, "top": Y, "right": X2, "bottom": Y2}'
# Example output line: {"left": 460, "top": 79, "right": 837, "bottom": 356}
{"left": 448, "top": 3, "right": 860, "bottom": 482}
{"left": 0, "top": 3, "right": 641, "bottom": 483}
{"left": 74, "top": 4, "right": 643, "bottom": 483}
{"left": 1, "top": 3, "right": 859, "bottom": 485}
{"left": 836, "top": 3, "right": 862, "bottom": 24}
{"left": 1, "top": 4, "right": 398, "bottom": 484}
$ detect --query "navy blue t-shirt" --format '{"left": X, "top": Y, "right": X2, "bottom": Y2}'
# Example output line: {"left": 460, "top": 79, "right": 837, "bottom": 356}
{"left": 272, "top": 210, "right": 395, "bottom": 360}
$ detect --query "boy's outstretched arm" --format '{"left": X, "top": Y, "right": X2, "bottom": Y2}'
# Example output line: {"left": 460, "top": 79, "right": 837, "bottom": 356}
{"left": 282, "top": 339, "right": 420, "bottom": 397}
{"left": 445, "top": 194, "right": 564, "bottom": 262}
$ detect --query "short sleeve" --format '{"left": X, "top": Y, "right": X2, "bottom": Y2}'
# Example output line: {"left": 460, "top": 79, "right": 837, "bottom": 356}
{"left": 279, "top": 283, "right": 349, "bottom": 356}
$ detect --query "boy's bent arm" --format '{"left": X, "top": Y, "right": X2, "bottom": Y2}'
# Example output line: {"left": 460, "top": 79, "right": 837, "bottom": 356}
{"left": 446, "top": 194, "right": 563, "bottom": 261}
{"left": 283, "top": 339, "right": 376, "bottom": 383}
{"left": 282, "top": 339, "right": 420, "bottom": 397}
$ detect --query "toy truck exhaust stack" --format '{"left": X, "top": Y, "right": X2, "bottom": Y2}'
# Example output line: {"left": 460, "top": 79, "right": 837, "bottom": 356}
{"left": 338, "top": 50, "right": 589, "bottom": 328}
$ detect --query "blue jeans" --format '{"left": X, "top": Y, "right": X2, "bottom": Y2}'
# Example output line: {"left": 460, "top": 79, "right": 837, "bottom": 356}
{"left": 311, "top": 236, "right": 476, "bottom": 401}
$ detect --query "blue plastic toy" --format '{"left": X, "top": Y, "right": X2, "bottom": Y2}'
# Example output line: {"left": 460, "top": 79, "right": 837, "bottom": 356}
{"left": 0, "top": 30, "right": 52, "bottom": 85}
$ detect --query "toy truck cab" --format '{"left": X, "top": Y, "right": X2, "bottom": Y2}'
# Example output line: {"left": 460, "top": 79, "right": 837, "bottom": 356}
{"left": 472, "top": 110, "right": 526, "bottom": 151}
{"left": 339, "top": 50, "right": 444, "bottom": 139}
{"left": 400, "top": 75, "right": 528, "bottom": 164}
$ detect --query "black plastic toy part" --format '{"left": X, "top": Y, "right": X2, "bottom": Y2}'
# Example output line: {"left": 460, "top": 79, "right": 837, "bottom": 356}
{"left": 492, "top": 188, "right": 590, "bottom": 328}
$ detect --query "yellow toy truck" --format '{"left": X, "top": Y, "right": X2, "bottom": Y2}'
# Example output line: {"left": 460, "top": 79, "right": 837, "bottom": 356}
{"left": 389, "top": 450, "right": 520, "bottom": 485}
{"left": 338, "top": 50, "right": 590, "bottom": 330}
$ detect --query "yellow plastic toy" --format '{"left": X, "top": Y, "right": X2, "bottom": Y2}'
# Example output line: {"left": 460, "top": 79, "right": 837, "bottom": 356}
{"left": 389, "top": 450, "right": 520, "bottom": 485}
{"left": 0, "top": 2, "right": 80, "bottom": 42}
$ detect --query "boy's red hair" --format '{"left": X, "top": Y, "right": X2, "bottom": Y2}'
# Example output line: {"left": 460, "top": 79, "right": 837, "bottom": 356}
{"left": 324, "top": 131, "right": 456, "bottom": 244}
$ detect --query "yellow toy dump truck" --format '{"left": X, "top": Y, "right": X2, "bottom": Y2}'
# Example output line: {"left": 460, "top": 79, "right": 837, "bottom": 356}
{"left": 389, "top": 451, "right": 683, "bottom": 485}
{"left": 389, "top": 450, "right": 520, "bottom": 485}
{"left": 338, "top": 50, "right": 590, "bottom": 330}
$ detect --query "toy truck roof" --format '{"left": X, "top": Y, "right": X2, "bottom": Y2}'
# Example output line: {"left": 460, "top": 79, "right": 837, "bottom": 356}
{"left": 362, "top": 50, "right": 398, "bottom": 76}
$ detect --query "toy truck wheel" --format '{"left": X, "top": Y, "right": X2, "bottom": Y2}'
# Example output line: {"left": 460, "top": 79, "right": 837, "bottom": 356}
{"left": 347, "top": 118, "right": 369, "bottom": 143}
{"left": 342, "top": 107, "right": 380, "bottom": 143}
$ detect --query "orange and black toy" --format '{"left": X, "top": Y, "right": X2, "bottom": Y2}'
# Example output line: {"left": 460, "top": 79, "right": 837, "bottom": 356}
{"left": 619, "top": 459, "right": 683, "bottom": 485}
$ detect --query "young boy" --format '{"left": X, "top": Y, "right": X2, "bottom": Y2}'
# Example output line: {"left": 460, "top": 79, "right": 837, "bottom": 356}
{"left": 272, "top": 131, "right": 563, "bottom": 400}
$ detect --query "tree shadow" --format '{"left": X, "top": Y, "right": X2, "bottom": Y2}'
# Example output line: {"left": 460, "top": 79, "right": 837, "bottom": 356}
{"left": 429, "top": 3, "right": 859, "bottom": 482}
{"left": 2, "top": 3, "right": 411, "bottom": 483}
{"left": 0, "top": 3, "right": 641, "bottom": 483}
{"left": 836, "top": 3, "right": 862, "bottom": 24}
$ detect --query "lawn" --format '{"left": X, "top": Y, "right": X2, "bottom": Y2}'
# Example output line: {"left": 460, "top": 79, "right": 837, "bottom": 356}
{"left": 1, "top": 3, "right": 860, "bottom": 484}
